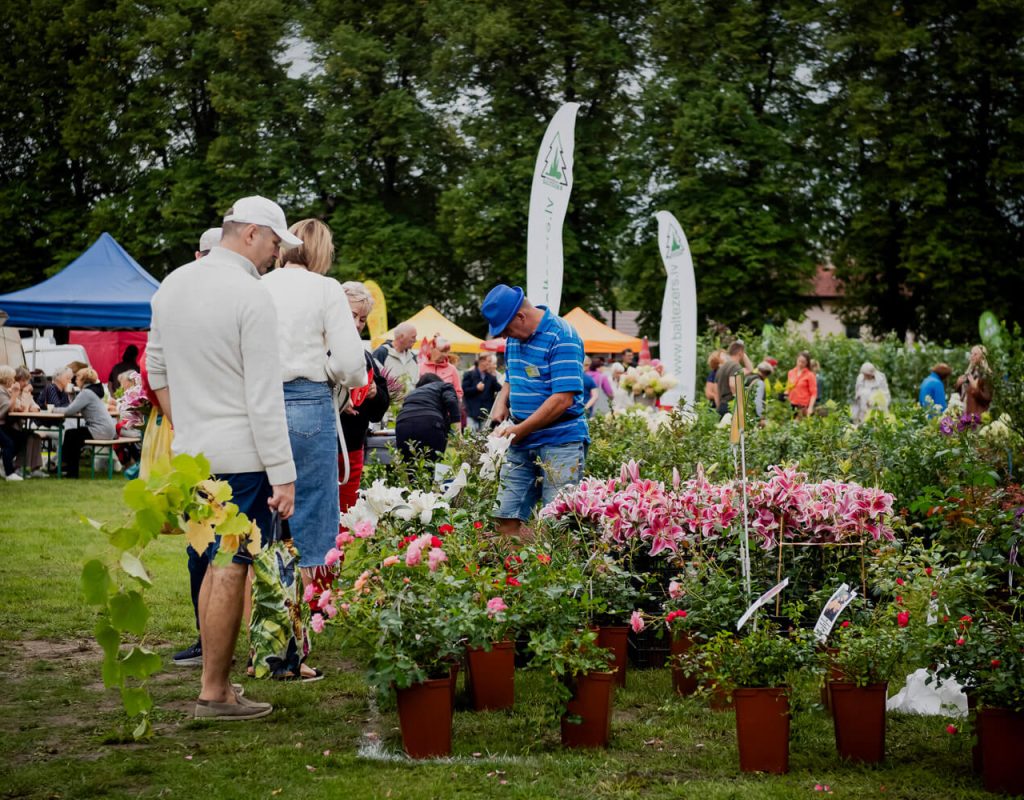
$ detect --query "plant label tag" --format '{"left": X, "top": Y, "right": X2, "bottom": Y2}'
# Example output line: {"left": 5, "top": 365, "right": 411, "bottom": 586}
{"left": 736, "top": 577, "right": 789, "bottom": 631}
{"left": 813, "top": 583, "right": 857, "bottom": 643}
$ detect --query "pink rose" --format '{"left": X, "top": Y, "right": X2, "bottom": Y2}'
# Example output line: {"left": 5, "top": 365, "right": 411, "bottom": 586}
{"left": 317, "top": 588, "right": 332, "bottom": 609}
{"left": 668, "top": 581, "right": 683, "bottom": 599}
{"left": 310, "top": 613, "right": 325, "bottom": 633}
{"left": 302, "top": 583, "right": 316, "bottom": 603}
{"left": 428, "top": 547, "right": 447, "bottom": 572}
{"left": 323, "top": 603, "right": 338, "bottom": 619}
{"left": 486, "top": 597, "right": 508, "bottom": 617}
{"left": 353, "top": 520, "right": 375, "bottom": 539}
{"left": 324, "top": 548, "right": 342, "bottom": 567}
{"left": 381, "top": 555, "right": 400, "bottom": 568}
{"left": 630, "top": 610, "right": 645, "bottom": 634}
{"left": 336, "top": 531, "right": 354, "bottom": 547}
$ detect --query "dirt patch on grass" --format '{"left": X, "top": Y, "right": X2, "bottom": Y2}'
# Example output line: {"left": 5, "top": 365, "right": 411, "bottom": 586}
{"left": 19, "top": 638, "right": 101, "bottom": 664}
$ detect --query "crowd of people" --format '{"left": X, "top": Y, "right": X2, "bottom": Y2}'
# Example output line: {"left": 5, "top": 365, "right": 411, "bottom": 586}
{"left": 2, "top": 192, "right": 1001, "bottom": 724}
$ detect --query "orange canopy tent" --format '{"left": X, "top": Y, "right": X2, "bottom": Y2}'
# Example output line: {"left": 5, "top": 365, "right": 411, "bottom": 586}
{"left": 562, "top": 307, "right": 643, "bottom": 353}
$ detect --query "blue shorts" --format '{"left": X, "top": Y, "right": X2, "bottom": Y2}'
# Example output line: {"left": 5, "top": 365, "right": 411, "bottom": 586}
{"left": 216, "top": 471, "right": 274, "bottom": 566}
{"left": 494, "top": 441, "right": 586, "bottom": 522}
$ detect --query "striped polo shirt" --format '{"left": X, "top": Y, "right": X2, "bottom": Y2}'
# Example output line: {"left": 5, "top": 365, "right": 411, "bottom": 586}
{"left": 506, "top": 307, "right": 589, "bottom": 447}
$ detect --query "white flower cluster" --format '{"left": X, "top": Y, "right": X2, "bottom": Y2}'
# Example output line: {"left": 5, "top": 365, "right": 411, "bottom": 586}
{"left": 619, "top": 365, "right": 678, "bottom": 398}
{"left": 340, "top": 479, "right": 449, "bottom": 528}
{"left": 479, "top": 428, "right": 515, "bottom": 480}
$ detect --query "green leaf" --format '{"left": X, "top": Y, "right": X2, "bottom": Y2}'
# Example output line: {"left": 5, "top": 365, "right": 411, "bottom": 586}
{"left": 123, "top": 479, "right": 149, "bottom": 510}
{"left": 81, "top": 560, "right": 113, "bottom": 605}
{"left": 119, "top": 552, "right": 151, "bottom": 586}
{"left": 94, "top": 619, "right": 120, "bottom": 660}
{"left": 109, "top": 591, "right": 149, "bottom": 636}
{"left": 120, "top": 647, "right": 162, "bottom": 679}
{"left": 108, "top": 526, "right": 140, "bottom": 551}
{"left": 79, "top": 515, "right": 104, "bottom": 530}
{"left": 102, "top": 656, "right": 122, "bottom": 689}
{"left": 121, "top": 687, "right": 153, "bottom": 717}
{"left": 132, "top": 716, "right": 153, "bottom": 740}
{"left": 133, "top": 507, "right": 164, "bottom": 539}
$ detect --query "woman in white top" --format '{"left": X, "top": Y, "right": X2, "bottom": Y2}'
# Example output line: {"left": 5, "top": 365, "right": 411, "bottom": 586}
{"left": 262, "top": 219, "right": 365, "bottom": 586}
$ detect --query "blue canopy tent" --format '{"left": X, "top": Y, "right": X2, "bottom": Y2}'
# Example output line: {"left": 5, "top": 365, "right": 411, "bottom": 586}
{"left": 0, "top": 233, "right": 160, "bottom": 328}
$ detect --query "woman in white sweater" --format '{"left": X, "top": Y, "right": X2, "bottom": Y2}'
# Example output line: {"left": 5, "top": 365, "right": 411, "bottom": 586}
{"left": 262, "top": 219, "right": 365, "bottom": 598}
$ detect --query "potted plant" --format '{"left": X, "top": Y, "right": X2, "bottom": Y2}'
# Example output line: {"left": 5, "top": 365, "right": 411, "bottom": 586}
{"left": 527, "top": 625, "right": 615, "bottom": 748}
{"left": 332, "top": 534, "right": 465, "bottom": 759}
{"left": 664, "top": 563, "right": 745, "bottom": 704}
{"left": 701, "top": 624, "right": 814, "bottom": 774}
{"left": 931, "top": 604, "right": 1024, "bottom": 794}
{"left": 587, "top": 553, "right": 643, "bottom": 687}
{"left": 822, "top": 607, "right": 914, "bottom": 763}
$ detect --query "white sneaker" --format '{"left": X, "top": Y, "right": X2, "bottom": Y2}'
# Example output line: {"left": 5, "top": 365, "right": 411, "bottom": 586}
{"left": 29, "top": 470, "right": 48, "bottom": 479}
{"left": 5, "top": 473, "right": 24, "bottom": 481}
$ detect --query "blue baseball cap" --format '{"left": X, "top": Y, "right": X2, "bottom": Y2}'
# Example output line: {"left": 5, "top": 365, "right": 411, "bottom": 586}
{"left": 482, "top": 284, "right": 525, "bottom": 338}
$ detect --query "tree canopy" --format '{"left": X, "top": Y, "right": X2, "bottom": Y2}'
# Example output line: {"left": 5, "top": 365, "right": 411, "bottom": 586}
{"left": 2, "top": 0, "right": 1021, "bottom": 339}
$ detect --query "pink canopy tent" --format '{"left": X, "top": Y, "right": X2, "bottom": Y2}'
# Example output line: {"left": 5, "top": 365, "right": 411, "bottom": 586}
{"left": 69, "top": 331, "right": 148, "bottom": 384}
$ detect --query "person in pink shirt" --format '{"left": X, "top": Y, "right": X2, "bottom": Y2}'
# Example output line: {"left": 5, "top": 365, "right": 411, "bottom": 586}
{"left": 418, "top": 336, "right": 464, "bottom": 400}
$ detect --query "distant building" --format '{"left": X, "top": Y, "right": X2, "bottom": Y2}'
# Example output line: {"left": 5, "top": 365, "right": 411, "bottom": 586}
{"left": 793, "top": 265, "right": 863, "bottom": 339}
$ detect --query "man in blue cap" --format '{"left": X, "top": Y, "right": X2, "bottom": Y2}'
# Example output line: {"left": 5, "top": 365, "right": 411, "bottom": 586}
{"left": 481, "top": 284, "right": 588, "bottom": 538}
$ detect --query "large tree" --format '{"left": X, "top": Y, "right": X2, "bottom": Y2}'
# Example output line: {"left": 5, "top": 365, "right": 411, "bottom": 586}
{"left": 818, "top": 0, "right": 1024, "bottom": 341}
{"left": 620, "top": 0, "right": 823, "bottom": 337}
{"left": 429, "top": 0, "right": 649, "bottom": 328}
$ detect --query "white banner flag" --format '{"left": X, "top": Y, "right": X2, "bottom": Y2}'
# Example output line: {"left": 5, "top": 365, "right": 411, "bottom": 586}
{"left": 526, "top": 103, "right": 580, "bottom": 315}
{"left": 655, "top": 210, "right": 696, "bottom": 409}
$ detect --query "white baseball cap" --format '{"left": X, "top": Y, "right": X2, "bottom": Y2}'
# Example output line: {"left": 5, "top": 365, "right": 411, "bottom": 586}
{"left": 198, "top": 227, "right": 222, "bottom": 252}
{"left": 222, "top": 196, "right": 303, "bottom": 246}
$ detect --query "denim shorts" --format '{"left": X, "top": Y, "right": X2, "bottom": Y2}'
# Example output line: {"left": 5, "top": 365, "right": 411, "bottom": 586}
{"left": 494, "top": 440, "right": 586, "bottom": 522}
{"left": 284, "top": 379, "right": 340, "bottom": 568}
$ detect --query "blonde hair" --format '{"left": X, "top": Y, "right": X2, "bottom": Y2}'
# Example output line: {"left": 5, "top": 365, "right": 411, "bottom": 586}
{"left": 277, "top": 218, "right": 335, "bottom": 275}
{"left": 0, "top": 365, "right": 14, "bottom": 387}
{"left": 341, "top": 280, "right": 375, "bottom": 313}
{"left": 707, "top": 350, "right": 725, "bottom": 371}
{"left": 75, "top": 367, "right": 99, "bottom": 386}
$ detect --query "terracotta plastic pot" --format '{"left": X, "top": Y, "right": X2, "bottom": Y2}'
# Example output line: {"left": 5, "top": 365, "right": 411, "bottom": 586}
{"left": 830, "top": 681, "right": 887, "bottom": 763}
{"left": 977, "top": 707, "right": 1024, "bottom": 795}
{"left": 395, "top": 676, "right": 453, "bottom": 759}
{"left": 670, "top": 631, "right": 699, "bottom": 696}
{"left": 598, "top": 626, "right": 629, "bottom": 688}
{"left": 466, "top": 640, "right": 515, "bottom": 711}
{"left": 733, "top": 687, "right": 791, "bottom": 774}
{"left": 561, "top": 671, "right": 615, "bottom": 748}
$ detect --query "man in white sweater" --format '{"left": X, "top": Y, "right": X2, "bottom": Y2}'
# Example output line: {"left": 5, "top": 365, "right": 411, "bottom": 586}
{"left": 147, "top": 195, "right": 299, "bottom": 721}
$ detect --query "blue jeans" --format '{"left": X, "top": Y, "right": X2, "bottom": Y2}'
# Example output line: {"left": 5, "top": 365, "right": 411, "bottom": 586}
{"left": 494, "top": 440, "right": 586, "bottom": 522}
{"left": 186, "top": 470, "right": 274, "bottom": 631}
{"left": 284, "top": 379, "right": 339, "bottom": 568}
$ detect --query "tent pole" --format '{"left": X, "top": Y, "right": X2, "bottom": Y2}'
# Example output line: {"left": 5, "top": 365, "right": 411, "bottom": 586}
{"left": 32, "top": 328, "right": 37, "bottom": 370}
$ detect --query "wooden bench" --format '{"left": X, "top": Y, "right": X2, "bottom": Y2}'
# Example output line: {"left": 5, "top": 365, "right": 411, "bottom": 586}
{"left": 84, "top": 438, "right": 141, "bottom": 479}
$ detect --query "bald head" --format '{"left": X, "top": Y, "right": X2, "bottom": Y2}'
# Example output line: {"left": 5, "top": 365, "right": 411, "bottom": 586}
{"left": 393, "top": 321, "right": 417, "bottom": 352}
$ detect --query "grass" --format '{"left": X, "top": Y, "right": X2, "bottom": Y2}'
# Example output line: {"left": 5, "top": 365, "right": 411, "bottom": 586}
{"left": 0, "top": 479, "right": 994, "bottom": 800}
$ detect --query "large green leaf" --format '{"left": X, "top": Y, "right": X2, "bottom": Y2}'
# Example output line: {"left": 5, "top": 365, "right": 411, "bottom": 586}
{"left": 121, "top": 687, "right": 153, "bottom": 717}
{"left": 109, "top": 591, "right": 149, "bottom": 636}
{"left": 120, "top": 647, "right": 162, "bottom": 679}
{"left": 81, "top": 560, "right": 113, "bottom": 605}
{"left": 119, "top": 552, "right": 152, "bottom": 586}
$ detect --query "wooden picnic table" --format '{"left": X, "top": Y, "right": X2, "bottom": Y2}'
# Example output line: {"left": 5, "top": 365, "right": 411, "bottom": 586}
{"left": 8, "top": 410, "right": 82, "bottom": 478}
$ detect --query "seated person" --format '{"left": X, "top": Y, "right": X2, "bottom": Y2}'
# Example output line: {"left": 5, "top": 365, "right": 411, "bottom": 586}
{"left": 61, "top": 368, "right": 117, "bottom": 479}
{"left": 0, "top": 366, "right": 28, "bottom": 481}
{"left": 43, "top": 367, "right": 73, "bottom": 408}
{"left": 11, "top": 367, "right": 45, "bottom": 477}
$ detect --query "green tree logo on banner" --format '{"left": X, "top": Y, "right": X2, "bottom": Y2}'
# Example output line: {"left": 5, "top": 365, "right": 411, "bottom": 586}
{"left": 541, "top": 134, "right": 569, "bottom": 189}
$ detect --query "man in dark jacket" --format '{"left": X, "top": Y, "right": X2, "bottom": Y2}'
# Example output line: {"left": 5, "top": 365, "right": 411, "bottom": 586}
{"left": 108, "top": 345, "right": 141, "bottom": 394}
{"left": 461, "top": 353, "right": 500, "bottom": 430}
{"left": 396, "top": 374, "right": 460, "bottom": 466}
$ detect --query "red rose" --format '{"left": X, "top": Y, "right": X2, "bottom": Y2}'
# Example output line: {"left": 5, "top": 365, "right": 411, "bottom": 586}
{"left": 431, "top": 536, "right": 443, "bottom": 548}
{"left": 960, "top": 615, "right": 973, "bottom": 624}
{"left": 437, "top": 524, "right": 454, "bottom": 535}
{"left": 956, "top": 637, "right": 965, "bottom": 646}
{"left": 896, "top": 595, "right": 904, "bottom": 605}
{"left": 896, "top": 577, "right": 905, "bottom": 586}
{"left": 504, "top": 554, "right": 523, "bottom": 570}
{"left": 946, "top": 724, "right": 957, "bottom": 734}
{"left": 991, "top": 659, "right": 1001, "bottom": 668}
{"left": 505, "top": 576, "right": 521, "bottom": 588}
{"left": 536, "top": 553, "right": 552, "bottom": 565}
{"left": 897, "top": 611, "right": 910, "bottom": 628}
{"left": 925, "top": 567, "right": 933, "bottom": 577}
{"left": 472, "top": 521, "right": 484, "bottom": 529}
{"left": 840, "top": 620, "right": 851, "bottom": 629}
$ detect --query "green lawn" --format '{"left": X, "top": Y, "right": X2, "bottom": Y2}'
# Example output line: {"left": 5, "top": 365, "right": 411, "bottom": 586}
{"left": 0, "top": 479, "right": 991, "bottom": 800}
